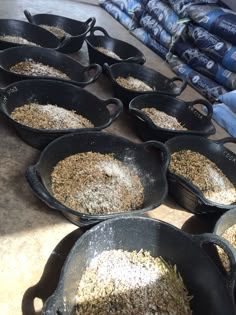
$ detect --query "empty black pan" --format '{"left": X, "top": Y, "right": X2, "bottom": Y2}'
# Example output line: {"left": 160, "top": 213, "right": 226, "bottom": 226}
{"left": 85, "top": 26, "right": 146, "bottom": 66}
{"left": 166, "top": 135, "right": 236, "bottom": 214}
{"left": 24, "top": 10, "right": 96, "bottom": 53}
{"left": 26, "top": 131, "right": 169, "bottom": 227}
{"left": 0, "top": 19, "right": 69, "bottom": 51}
{"left": 0, "top": 46, "right": 101, "bottom": 86}
{"left": 42, "top": 216, "right": 236, "bottom": 315}
{"left": 129, "top": 94, "right": 216, "bottom": 142}
{"left": 104, "top": 62, "right": 187, "bottom": 105}
{"left": 0, "top": 79, "right": 123, "bottom": 149}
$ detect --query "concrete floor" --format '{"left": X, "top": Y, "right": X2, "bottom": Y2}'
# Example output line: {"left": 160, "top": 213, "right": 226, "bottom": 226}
{"left": 0, "top": 1, "right": 234, "bottom": 314}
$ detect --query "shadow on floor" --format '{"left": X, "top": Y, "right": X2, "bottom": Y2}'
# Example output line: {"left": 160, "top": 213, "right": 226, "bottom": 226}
{"left": 21, "top": 227, "right": 85, "bottom": 315}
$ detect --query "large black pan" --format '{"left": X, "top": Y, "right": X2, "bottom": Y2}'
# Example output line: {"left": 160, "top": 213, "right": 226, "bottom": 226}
{"left": 104, "top": 62, "right": 187, "bottom": 106}
{"left": 129, "top": 94, "right": 216, "bottom": 142}
{"left": 86, "top": 26, "right": 146, "bottom": 66}
{"left": 0, "top": 80, "right": 123, "bottom": 149}
{"left": 0, "top": 19, "right": 69, "bottom": 51}
{"left": 26, "top": 132, "right": 169, "bottom": 227}
{"left": 0, "top": 46, "right": 101, "bottom": 86}
{"left": 166, "top": 135, "right": 236, "bottom": 214}
{"left": 24, "top": 10, "right": 96, "bottom": 53}
{"left": 42, "top": 216, "right": 236, "bottom": 315}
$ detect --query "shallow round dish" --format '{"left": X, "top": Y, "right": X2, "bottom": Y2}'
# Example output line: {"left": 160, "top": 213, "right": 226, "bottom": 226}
{"left": 104, "top": 62, "right": 187, "bottom": 105}
{"left": 0, "top": 46, "right": 102, "bottom": 86}
{"left": 0, "top": 79, "right": 123, "bottom": 149}
{"left": 86, "top": 26, "right": 146, "bottom": 66}
{"left": 24, "top": 10, "right": 96, "bottom": 53}
{"left": 166, "top": 135, "right": 236, "bottom": 214}
{"left": 26, "top": 131, "right": 170, "bottom": 227}
{"left": 129, "top": 94, "right": 216, "bottom": 142}
{"left": 42, "top": 216, "right": 236, "bottom": 315}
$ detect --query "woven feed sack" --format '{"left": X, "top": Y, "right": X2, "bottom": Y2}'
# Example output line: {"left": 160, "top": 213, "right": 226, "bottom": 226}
{"left": 173, "top": 38, "right": 236, "bottom": 90}
{"left": 167, "top": 0, "right": 227, "bottom": 18}
{"left": 140, "top": 13, "right": 172, "bottom": 48}
{"left": 100, "top": 1, "right": 138, "bottom": 30}
{"left": 132, "top": 27, "right": 168, "bottom": 59}
{"left": 188, "top": 5, "right": 236, "bottom": 45}
{"left": 219, "top": 90, "right": 236, "bottom": 112}
{"left": 187, "top": 23, "right": 236, "bottom": 72}
{"left": 212, "top": 103, "right": 236, "bottom": 137}
{"left": 167, "top": 53, "right": 228, "bottom": 101}
{"left": 147, "top": 0, "right": 186, "bottom": 36}
{"left": 108, "top": 0, "right": 144, "bottom": 20}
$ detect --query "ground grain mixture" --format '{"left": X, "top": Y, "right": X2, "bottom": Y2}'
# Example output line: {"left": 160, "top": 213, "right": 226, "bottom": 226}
{"left": 75, "top": 249, "right": 192, "bottom": 315}
{"left": 10, "top": 60, "right": 70, "bottom": 79}
{"left": 142, "top": 107, "right": 187, "bottom": 130}
{"left": 39, "top": 24, "right": 69, "bottom": 38}
{"left": 116, "top": 76, "right": 153, "bottom": 91}
{"left": 217, "top": 224, "right": 236, "bottom": 272}
{"left": 169, "top": 150, "right": 236, "bottom": 205}
{"left": 10, "top": 103, "right": 94, "bottom": 130}
{"left": 0, "top": 35, "right": 38, "bottom": 46}
{"left": 96, "top": 46, "right": 122, "bottom": 60}
{"left": 51, "top": 152, "right": 144, "bottom": 214}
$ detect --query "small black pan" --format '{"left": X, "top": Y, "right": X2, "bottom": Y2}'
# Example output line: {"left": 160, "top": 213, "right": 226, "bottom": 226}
{"left": 24, "top": 10, "right": 96, "bottom": 53}
{"left": 166, "top": 135, "right": 236, "bottom": 214}
{"left": 0, "top": 46, "right": 102, "bottom": 86}
{"left": 104, "top": 62, "right": 187, "bottom": 106}
{"left": 85, "top": 26, "right": 146, "bottom": 66}
{"left": 42, "top": 217, "right": 236, "bottom": 315}
{"left": 0, "top": 19, "right": 69, "bottom": 51}
{"left": 129, "top": 94, "right": 216, "bottom": 142}
{"left": 26, "top": 131, "right": 170, "bottom": 227}
{"left": 0, "top": 79, "right": 123, "bottom": 149}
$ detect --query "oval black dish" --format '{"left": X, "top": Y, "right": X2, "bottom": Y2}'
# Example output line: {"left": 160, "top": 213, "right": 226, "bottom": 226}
{"left": 166, "top": 135, "right": 236, "bottom": 214}
{"left": 24, "top": 10, "right": 96, "bottom": 53}
{"left": 0, "top": 18, "right": 68, "bottom": 51}
{"left": 0, "top": 46, "right": 102, "bottom": 86}
{"left": 129, "top": 94, "right": 216, "bottom": 142}
{"left": 0, "top": 79, "right": 123, "bottom": 149}
{"left": 26, "top": 132, "right": 169, "bottom": 227}
{"left": 104, "top": 62, "right": 187, "bottom": 106}
{"left": 86, "top": 26, "right": 146, "bottom": 66}
{"left": 42, "top": 216, "right": 236, "bottom": 315}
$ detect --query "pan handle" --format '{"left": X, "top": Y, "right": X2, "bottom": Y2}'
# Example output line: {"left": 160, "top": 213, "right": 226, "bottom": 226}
{"left": 192, "top": 233, "right": 236, "bottom": 300}
{"left": 81, "top": 63, "right": 102, "bottom": 85}
{"left": 89, "top": 26, "right": 110, "bottom": 37}
{"left": 103, "top": 63, "right": 113, "bottom": 79}
{"left": 24, "top": 9, "right": 35, "bottom": 24}
{"left": 125, "top": 55, "right": 146, "bottom": 65}
{"left": 84, "top": 17, "right": 96, "bottom": 35}
{"left": 102, "top": 98, "right": 123, "bottom": 122}
{"left": 142, "top": 141, "right": 170, "bottom": 172}
{"left": 216, "top": 137, "right": 236, "bottom": 146}
{"left": 169, "top": 76, "right": 187, "bottom": 94}
{"left": 25, "top": 166, "right": 70, "bottom": 213}
{"left": 186, "top": 98, "right": 213, "bottom": 120}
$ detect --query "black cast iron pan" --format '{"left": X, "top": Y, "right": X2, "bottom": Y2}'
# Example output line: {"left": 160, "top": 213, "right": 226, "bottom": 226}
{"left": 0, "top": 46, "right": 102, "bottom": 86}
{"left": 104, "top": 62, "right": 187, "bottom": 106}
{"left": 42, "top": 216, "right": 236, "bottom": 315}
{"left": 0, "top": 19, "right": 69, "bottom": 51}
{"left": 0, "top": 79, "right": 123, "bottom": 149}
{"left": 129, "top": 94, "right": 216, "bottom": 142}
{"left": 26, "top": 131, "right": 169, "bottom": 227}
{"left": 86, "top": 26, "right": 146, "bottom": 66}
{"left": 24, "top": 10, "right": 96, "bottom": 53}
{"left": 166, "top": 135, "right": 236, "bottom": 214}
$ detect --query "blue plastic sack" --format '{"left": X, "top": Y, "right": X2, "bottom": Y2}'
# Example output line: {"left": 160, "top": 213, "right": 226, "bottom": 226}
{"left": 187, "top": 23, "right": 236, "bottom": 72}
{"left": 100, "top": 1, "right": 138, "bottom": 30}
{"left": 167, "top": 54, "right": 228, "bottom": 101}
{"left": 140, "top": 13, "right": 172, "bottom": 48}
{"left": 132, "top": 28, "right": 168, "bottom": 59}
{"left": 212, "top": 103, "right": 236, "bottom": 137}
{"left": 107, "top": 0, "right": 144, "bottom": 19}
{"left": 218, "top": 90, "right": 236, "bottom": 112}
{"left": 146, "top": 0, "right": 186, "bottom": 35}
{"left": 188, "top": 5, "right": 236, "bottom": 45}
